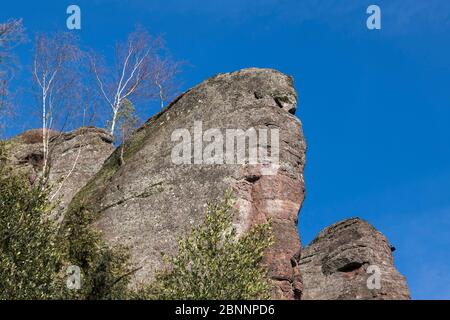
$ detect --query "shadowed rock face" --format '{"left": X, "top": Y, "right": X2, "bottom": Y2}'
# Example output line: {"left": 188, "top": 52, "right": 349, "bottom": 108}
{"left": 6, "top": 127, "right": 114, "bottom": 220}
{"left": 299, "top": 218, "right": 410, "bottom": 300}
{"left": 68, "top": 68, "right": 307, "bottom": 299}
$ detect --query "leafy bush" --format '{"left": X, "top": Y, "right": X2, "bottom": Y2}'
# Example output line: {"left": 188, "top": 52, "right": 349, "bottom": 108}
{"left": 62, "top": 204, "right": 132, "bottom": 300}
{"left": 0, "top": 141, "right": 8, "bottom": 163}
{"left": 136, "top": 190, "right": 274, "bottom": 300}
{"left": 0, "top": 164, "right": 66, "bottom": 299}
{"left": 0, "top": 143, "right": 131, "bottom": 300}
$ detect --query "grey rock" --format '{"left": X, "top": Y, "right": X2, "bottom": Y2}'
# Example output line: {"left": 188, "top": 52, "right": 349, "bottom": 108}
{"left": 68, "top": 68, "right": 306, "bottom": 299}
{"left": 6, "top": 127, "right": 114, "bottom": 220}
{"left": 299, "top": 218, "right": 410, "bottom": 300}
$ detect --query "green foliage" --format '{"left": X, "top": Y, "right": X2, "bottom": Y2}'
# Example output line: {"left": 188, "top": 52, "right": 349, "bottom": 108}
{"left": 106, "top": 99, "right": 139, "bottom": 142}
{"left": 62, "top": 204, "right": 133, "bottom": 300}
{"left": 0, "top": 165, "right": 66, "bottom": 299}
{"left": 0, "top": 140, "right": 9, "bottom": 164}
{"left": 118, "top": 99, "right": 139, "bottom": 128}
{"left": 136, "top": 190, "right": 274, "bottom": 300}
{"left": 0, "top": 143, "right": 132, "bottom": 300}
{"left": 117, "top": 99, "right": 140, "bottom": 165}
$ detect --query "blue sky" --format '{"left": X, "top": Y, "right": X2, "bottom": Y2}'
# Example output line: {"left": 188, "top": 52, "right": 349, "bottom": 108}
{"left": 1, "top": 0, "right": 449, "bottom": 299}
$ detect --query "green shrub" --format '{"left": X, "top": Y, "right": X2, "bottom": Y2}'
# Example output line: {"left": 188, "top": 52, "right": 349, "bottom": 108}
{"left": 62, "top": 204, "right": 133, "bottom": 300}
{"left": 0, "top": 165, "right": 66, "bottom": 299}
{"left": 136, "top": 190, "right": 274, "bottom": 300}
{"left": 0, "top": 140, "right": 9, "bottom": 164}
{"left": 0, "top": 142, "right": 132, "bottom": 300}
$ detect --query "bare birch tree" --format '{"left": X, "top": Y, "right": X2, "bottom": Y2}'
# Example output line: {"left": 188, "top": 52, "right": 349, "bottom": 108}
{"left": 0, "top": 19, "right": 25, "bottom": 131}
{"left": 32, "top": 32, "right": 82, "bottom": 184}
{"left": 90, "top": 27, "right": 179, "bottom": 137}
{"left": 152, "top": 54, "right": 180, "bottom": 109}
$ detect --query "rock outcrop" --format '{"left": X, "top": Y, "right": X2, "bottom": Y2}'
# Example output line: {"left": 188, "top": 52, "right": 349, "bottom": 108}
{"left": 6, "top": 127, "right": 114, "bottom": 219}
{"left": 2, "top": 67, "right": 412, "bottom": 300}
{"left": 68, "top": 68, "right": 306, "bottom": 299}
{"left": 299, "top": 218, "right": 410, "bottom": 300}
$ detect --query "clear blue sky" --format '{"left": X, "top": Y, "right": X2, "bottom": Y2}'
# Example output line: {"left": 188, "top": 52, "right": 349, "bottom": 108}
{"left": 1, "top": 0, "right": 449, "bottom": 299}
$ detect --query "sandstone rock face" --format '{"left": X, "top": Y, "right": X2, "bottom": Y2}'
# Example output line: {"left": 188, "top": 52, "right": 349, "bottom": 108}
{"left": 299, "top": 218, "right": 410, "bottom": 300}
{"left": 7, "top": 127, "right": 114, "bottom": 219}
{"left": 69, "top": 68, "right": 306, "bottom": 299}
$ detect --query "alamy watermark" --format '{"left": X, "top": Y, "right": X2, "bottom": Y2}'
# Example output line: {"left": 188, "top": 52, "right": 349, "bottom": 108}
{"left": 171, "top": 121, "right": 280, "bottom": 175}
{"left": 66, "top": 5, "right": 81, "bottom": 30}
{"left": 367, "top": 5, "right": 381, "bottom": 30}
{"left": 66, "top": 265, "right": 81, "bottom": 290}
{"left": 366, "top": 264, "right": 382, "bottom": 289}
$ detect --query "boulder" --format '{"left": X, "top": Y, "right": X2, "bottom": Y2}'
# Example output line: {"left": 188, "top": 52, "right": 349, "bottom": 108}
{"left": 5, "top": 127, "right": 114, "bottom": 220}
{"left": 299, "top": 218, "right": 410, "bottom": 300}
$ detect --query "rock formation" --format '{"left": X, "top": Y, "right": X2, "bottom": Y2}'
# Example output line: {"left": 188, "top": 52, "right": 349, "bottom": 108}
{"left": 3, "top": 68, "right": 410, "bottom": 300}
{"left": 299, "top": 218, "right": 410, "bottom": 300}
{"left": 67, "top": 68, "right": 306, "bottom": 299}
{"left": 5, "top": 127, "right": 114, "bottom": 220}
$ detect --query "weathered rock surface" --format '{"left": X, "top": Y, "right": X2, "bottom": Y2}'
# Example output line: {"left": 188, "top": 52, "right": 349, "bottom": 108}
{"left": 6, "top": 127, "right": 114, "bottom": 219}
{"left": 299, "top": 218, "right": 410, "bottom": 300}
{"left": 68, "top": 68, "right": 306, "bottom": 299}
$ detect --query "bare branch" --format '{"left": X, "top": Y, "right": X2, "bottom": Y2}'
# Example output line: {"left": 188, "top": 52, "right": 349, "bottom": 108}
{"left": 89, "top": 27, "right": 180, "bottom": 137}
{"left": 91, "top": 57, "right": 114, "bottom": 109}
{"left": 31, "top": 31, "right": 82, "bottom": 185}
{"left": 0, "top": 19, "right": 25, "bottom": 132}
